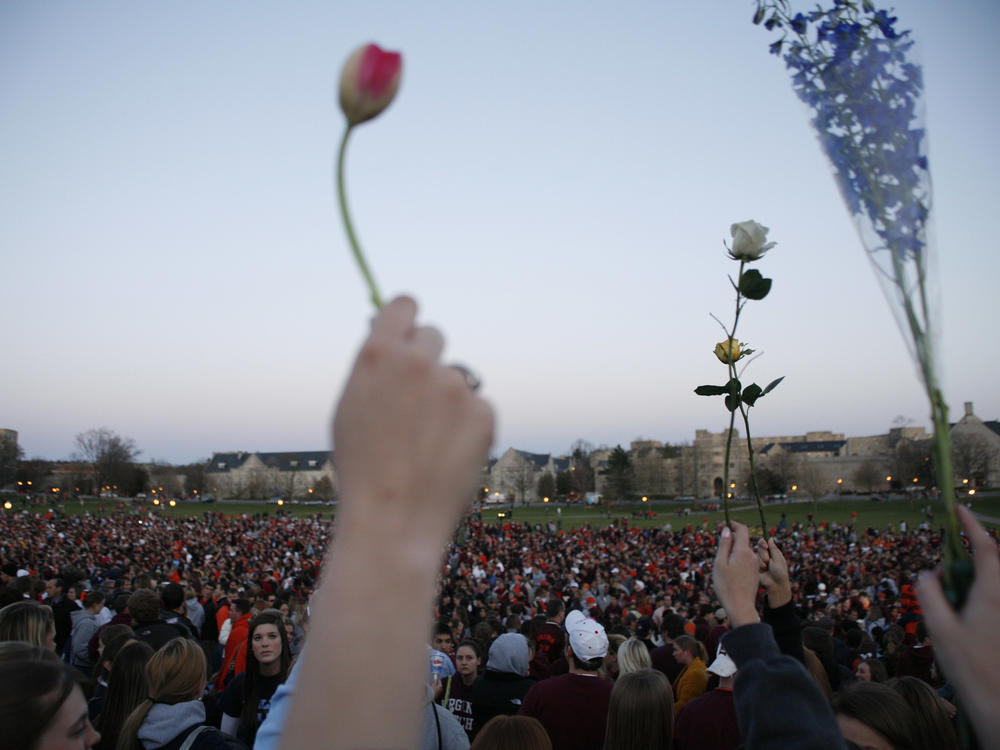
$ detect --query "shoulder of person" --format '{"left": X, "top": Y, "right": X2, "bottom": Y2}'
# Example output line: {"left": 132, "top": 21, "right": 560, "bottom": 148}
{"left": 161, "top": 725, "right": 241, "bottom": 750}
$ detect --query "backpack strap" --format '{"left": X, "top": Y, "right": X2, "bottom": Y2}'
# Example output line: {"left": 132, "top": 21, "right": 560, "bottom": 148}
{"left": 178, "top": 725, "right": 212, "bottom": 750}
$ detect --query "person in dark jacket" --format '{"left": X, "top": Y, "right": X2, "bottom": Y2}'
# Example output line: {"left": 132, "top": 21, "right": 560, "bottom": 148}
{"left": 46, "top": 577, "right": 80, "bottom": 657}
{"left": 649, "top": 613, "right": 685, "bottom": 683}
{"left": 129, "top": 589, "right": 196, "bottom": 652}
{"left": 470, "top": 633, "right": 535, "bottom": 738}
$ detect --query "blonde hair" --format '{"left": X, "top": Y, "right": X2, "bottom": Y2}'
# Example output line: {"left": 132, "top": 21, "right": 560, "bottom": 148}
{"left": 0, "top": 601, "right": 55, "bottom": 648}
{"left": 617, "top": 637, "right": 652, "bottom": 676}
{"left": 117, "top": 638, "right": 207, "bottom": 750}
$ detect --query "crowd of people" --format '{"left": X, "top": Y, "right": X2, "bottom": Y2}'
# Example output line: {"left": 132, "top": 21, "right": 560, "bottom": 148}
{"left": 2, "top": 296, "right": 999, "bottom": 750}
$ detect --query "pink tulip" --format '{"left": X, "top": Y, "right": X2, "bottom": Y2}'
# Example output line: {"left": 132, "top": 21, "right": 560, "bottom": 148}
{"left": 338, "top": 43, "right": 403, "bottom": 126}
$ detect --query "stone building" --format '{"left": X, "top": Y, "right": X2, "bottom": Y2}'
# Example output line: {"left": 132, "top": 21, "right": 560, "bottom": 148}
{"left": 487, "top": 448, "right": 569, "bottom": 502}
{"left": 204, "top": 451, "right": 336, "bottom": 500}
{"left": 950, "top": 402, "right": 1000, "bottom": 487}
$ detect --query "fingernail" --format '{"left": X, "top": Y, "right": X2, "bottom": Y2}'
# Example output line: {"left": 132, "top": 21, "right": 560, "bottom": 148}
{"left": 721, "top": 527, "right": 731, "bottom": 538}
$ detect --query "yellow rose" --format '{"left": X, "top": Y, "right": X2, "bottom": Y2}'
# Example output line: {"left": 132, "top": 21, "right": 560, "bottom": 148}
{"left": 714, "top": 338, "right": 741, "bottom": 364}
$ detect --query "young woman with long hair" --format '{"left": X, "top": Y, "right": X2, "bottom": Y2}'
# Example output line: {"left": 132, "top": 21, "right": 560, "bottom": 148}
{"left": 219, "top": 609, "right": 291, "bottom": 746}
{"left": 88, "top": 624, "right": 136, "bottom": 720}
{"left": 117, "top": 638, "right": 232, "bottom": 750}
{"left": 603, "top": 668, "right": 673, "bottom": 750}
{"left": 92, "top": 641, "right": 153, "bottom": 750}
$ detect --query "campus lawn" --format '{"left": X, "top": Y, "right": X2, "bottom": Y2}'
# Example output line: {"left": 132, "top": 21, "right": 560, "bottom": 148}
{"left": 4, "top": 492, "right": 998, "bottom": 531}
{"left": 476, "top": 493, "right": 1000, "bottom": 532}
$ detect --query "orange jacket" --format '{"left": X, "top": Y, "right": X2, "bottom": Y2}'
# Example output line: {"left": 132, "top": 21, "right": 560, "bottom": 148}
{"left": 215, "top": 612, "right": 251, "bottom": 690}
{"left": 672, "top": 657, "right": 708, "bottom": 714}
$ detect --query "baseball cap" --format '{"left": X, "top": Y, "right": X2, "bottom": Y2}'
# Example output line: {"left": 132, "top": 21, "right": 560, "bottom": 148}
{"left": 566, "top": 610, "right": 608, "bottom": 660}
{"left": 707, "top": 643, "right": 737, "bottom": 677}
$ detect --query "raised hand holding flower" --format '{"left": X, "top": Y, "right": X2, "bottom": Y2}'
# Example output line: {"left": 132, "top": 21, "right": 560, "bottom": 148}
{"left": 336, "top": 43, "right": 403, "bottom": 309}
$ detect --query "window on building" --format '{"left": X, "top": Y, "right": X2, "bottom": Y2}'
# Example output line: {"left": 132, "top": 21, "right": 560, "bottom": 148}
{"left": 308, "top": 460, "right": 317, "bottom": 467}
{"left": 290, "top": 460, "right": 299, "bottom": 467}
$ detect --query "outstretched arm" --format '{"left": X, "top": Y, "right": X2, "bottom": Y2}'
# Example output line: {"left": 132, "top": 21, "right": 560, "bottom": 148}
{"left": 278, "top": 297, "right": 494, "bottom": 750}
{"left": 757, "top": 537, "right": 804, "bottom": 664}
{"left": 714, "top": 523, "right": 845, "bottom": 750}
{"left": 917, "top": 505, "right": 1000, "bottom": 744}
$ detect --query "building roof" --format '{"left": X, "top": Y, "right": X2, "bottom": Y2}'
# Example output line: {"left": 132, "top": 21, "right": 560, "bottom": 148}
{"left": 206, "top": 451, "right": 331, "bottom": 473}
{"left": 515, "top": 450, "right": 551, "bottom": 469}
{"left": 759, "top": 440, "right": 847, "bottom": 455}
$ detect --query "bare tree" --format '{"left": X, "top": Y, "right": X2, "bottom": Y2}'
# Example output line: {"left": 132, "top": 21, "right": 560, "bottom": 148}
{"left": 0, "top": 435, "right": 22, "bottom": 489}
{"left": 510, "top": 463, "right": 535, "bottom": 507}
{"left": 853, "top": 461, "right": 882, "bottom": 493}
{"left": 633, "top": 449, "right": 670, "bottom": 496}
{"left": 74, "top": 428, "right": 140, "bottom": 492}
{"left": 569, "top": 441, "right": 595, "bottom": 494}
{"left": 763, "top": 449, "right": 800, "bottom": 493}
{"left": 799, "top": 462, "right": 827, "bottom": 514}
{"left": 952, "top": 432, "right": 994, "bottom": 485}
{"left": 313, "top": 475, "right": 335, "bottom": 500}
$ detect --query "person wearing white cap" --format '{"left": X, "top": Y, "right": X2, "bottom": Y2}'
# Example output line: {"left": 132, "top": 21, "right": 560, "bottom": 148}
{"left": 518, "top": 609, "right": 612, "bottom": 750}
{"left": 672, "top": 643, "right": 742, "bottom": 750}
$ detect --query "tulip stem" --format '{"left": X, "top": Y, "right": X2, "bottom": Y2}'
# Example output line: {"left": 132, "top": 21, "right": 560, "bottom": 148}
{"left": 336, "top": 124, "right": 383, "bottom": 309}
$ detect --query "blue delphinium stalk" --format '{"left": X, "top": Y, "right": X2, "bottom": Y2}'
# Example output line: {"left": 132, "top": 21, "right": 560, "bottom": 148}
{"left": 754, "top": 1, "right": 970, "bottom": 608}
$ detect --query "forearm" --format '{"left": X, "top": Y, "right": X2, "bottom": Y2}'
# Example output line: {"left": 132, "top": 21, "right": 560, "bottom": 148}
{"left": 725, "top": 624, "right": 845, "bottom": 750}
{"left": 278, "top": 508, "right": 445, "bottom": 750}
{"left": 761, "top": 600, "right": 804, "bottom": 664}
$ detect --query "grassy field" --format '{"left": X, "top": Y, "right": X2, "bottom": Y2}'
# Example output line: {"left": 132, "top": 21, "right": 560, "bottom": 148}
{"left": 477, "top": 494, "right": 1000, "bottom": 531}
{"left": 5, "top": 492, "right": 998, "bottom": 531}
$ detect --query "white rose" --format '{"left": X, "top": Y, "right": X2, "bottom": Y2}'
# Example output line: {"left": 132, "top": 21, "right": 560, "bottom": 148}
{"left": 729, "top": 220, "right": 776, "bottom": 260}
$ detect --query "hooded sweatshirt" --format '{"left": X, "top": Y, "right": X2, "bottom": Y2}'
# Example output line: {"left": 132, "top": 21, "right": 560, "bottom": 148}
{"left": 486, "top": 634, "right": 529, "bottom": 676}
{"left": 70, "top": 608, "right": 99, "bottom": 668}
{"left": 138, "top": 700, "right": 206, "bottom": 749}
{"left": 471, "top": 634, "right": 536, "bottom": 736}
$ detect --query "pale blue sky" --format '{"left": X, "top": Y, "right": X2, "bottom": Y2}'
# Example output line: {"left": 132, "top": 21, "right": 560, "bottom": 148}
{"left": 2, "top": 1, "right": 998, "bottom": 464}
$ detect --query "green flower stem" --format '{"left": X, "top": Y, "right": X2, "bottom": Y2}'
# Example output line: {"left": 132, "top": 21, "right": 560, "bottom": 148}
{"left": 336, "top": 124, "right": 383, "bottom": 309}
{"left": 738, "top": 402, "right": 768, "bottom": 536}
{"left": 722, "top": 404, "right": 737, "bottom": 528}
{"left": 720, "top": 260, "right": 746, "bottom": 529}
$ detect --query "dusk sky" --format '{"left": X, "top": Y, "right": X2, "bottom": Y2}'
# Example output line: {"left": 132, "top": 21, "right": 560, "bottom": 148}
{"left": 2, "top": 1, "right": 998, "bottom": 465}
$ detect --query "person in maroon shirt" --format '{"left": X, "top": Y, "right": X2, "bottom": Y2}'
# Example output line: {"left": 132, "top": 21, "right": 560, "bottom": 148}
{"left": 442, "top": 639, "right": 481, "bottom": 740}
{"left": 534, "top": 597, "right": 565, "bottom": 661}
{"left": 673, "top": 642, "right": 742, "bottom": 750}
{"left": 650, "top": 612, "right": 686, "bottom": 684}
{"left": 519, "top": 610, "right": 613, "bottom": 750}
